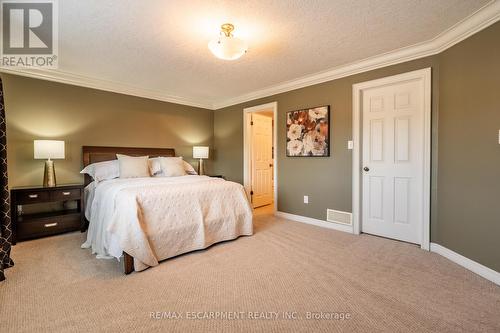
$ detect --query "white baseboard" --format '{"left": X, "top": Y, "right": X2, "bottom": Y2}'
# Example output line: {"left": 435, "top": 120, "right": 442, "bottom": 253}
{"left": 275, "top": 211, "right": 353, "bottom": 234}
{"left": 274, "top": 211, "right": 499, "bottom": 286}
{"left": 430, "top": 243, "right": 500, "bottom": 286}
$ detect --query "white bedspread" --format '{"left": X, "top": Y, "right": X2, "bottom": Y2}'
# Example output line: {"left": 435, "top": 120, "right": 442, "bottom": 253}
{"left": 82, "top": 176, "right": 253, "bottom": 271}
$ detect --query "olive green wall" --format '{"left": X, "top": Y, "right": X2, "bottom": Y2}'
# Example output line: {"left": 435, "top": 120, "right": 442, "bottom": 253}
{"left": 3, "top": 22, "right": 498, "bottom": 272}
{"left": 2, "top": 74, "right": 214, "bottom": 187}
{"left": 436, "top": 22, "right": 500, "bottom": 271}
{"left": 214, "top": 22, "right": 500, "bottom": 272}
{"left": 214, "top": 56, "right": 440, "bottom": 232}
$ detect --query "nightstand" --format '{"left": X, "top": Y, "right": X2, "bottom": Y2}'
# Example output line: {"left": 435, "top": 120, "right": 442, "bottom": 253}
{"left": 10, "top": 184, "right": 84, "bottom": 243}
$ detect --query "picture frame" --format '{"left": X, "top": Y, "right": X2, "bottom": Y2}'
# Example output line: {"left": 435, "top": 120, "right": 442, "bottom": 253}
{"left": 286, "top": 105, "right": 330, "bottom": 157}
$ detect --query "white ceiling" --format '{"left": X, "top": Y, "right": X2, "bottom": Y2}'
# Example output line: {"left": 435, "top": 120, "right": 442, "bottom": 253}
{"left": 5, "top": 0, "right": 498, "bottom": 108}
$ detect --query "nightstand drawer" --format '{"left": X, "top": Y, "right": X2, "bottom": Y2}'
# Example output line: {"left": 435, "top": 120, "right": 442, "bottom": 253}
{"left": 17, "top": 214, "right": 80, "bottom": 240}
{"left": 50, "top": 188, "right": 81, "bottom": 201}
{"left": 16, "top": 190, "right": 50, "bottom": 204}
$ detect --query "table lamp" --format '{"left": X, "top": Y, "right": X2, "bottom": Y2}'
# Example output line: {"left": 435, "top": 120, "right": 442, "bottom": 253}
{"left": 34, "top": 140, "right": 65, "bottom": 187}
{"left": 193, "top": 146, "right": 209, "bottom": 175}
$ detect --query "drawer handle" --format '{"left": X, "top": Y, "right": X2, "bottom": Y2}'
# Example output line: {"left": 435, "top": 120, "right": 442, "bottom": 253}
{"left": 44, "top": 222, "right": 58, "bottom": 228}
{"left": 28, "top": 194, "right": 38, "bottom": 199}
{"left": 62, "top": 192, "right": 71, "bottom": 196}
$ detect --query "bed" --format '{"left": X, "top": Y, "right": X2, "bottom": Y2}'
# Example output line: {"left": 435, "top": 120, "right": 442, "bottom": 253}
{"left": 81, "top": 146, "right": 253, "bottom": 274}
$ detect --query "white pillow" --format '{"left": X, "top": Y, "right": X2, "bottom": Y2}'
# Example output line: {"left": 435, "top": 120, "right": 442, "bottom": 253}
{"left": 159, "top": 157, "right": 187, "bottom": 177}
{"left": 149, "top": 157, "right": 162, "bottom": 176}
{"left": 116, "top": 154, "right": 150, "bottom": 178}
{"left": 183, "top": 160, "right": 197, "bottom": 175}
{"left": 80, "top": 160, "right": 119, "bottom": 182}
{"left": 149, "top": 157, "right": 196, "bottom": 176}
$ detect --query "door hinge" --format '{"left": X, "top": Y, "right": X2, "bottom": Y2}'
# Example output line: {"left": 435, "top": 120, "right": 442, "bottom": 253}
{"left": 250, "top": 121, "right": 254, "bottom": 125}
{"left": 250, "top": 190, "right": 253, "bottom": 195}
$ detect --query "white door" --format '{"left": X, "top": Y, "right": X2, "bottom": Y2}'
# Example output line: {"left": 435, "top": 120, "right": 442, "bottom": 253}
{"left": 251, "top": 113, "right": 273, "bottom": 208}
{"left": 361, "top": 78, "right": 425, "bottom": 244}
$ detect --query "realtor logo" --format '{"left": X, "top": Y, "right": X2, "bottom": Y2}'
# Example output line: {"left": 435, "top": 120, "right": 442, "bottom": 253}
{"left": 1, "top": 0, "right": 58, "bottom": 68}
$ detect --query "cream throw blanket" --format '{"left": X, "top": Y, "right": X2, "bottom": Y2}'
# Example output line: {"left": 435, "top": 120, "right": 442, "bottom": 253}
{"left": 82, "top": 176, "right": 253, "bottom": 271}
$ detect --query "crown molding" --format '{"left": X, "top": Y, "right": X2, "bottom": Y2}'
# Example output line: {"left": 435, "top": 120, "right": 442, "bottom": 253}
{"left": 0, "top": 1, "right": 498, "bottom": 111}
{"left": 213, "top": 1, "right": 500, "bottom": 109}
{"left": 0, "top": 67, "right": 215, "bottom": 109}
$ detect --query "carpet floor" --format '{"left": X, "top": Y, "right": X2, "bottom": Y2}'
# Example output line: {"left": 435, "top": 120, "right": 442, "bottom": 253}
{"left": 1, "top": 206, "right": 499, "bottom": 332}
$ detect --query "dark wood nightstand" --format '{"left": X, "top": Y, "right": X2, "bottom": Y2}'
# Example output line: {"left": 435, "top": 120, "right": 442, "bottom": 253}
{"left": 10, "top": 184, "right": 84, "bottom": 243}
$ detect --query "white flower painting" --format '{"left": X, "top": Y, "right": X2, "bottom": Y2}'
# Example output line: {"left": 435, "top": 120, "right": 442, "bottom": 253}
{"left": 287, "top": 140, "right": 304, "bottom": 156}
{"left": 287, "top": 124, "right": 303, "bottom": 140}
{"left": 286, "top": 106, "right": 330, "bottom": 157}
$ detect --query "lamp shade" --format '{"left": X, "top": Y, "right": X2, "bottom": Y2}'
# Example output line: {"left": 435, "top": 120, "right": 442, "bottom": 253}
{"left": 208, "top": 23, "right": 248, "bottom": 61}
{"left": 34, "top": 140, "right": 65, "bottom": 159}
{"left": 208, "top": 35, "right": 247, "bottom": 61}
{"left": 193, "top": 146, "right": 209, "bottom": 159}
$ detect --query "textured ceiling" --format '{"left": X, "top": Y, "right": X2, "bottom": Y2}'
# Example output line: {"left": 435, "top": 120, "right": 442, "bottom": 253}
{"left": 54, "top": 0, "right": 489, "bottom": 107}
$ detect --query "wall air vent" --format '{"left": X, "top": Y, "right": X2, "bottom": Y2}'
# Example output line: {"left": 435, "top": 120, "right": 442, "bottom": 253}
{"left": 326, "top": 209, "right": 352, "bottom": 226}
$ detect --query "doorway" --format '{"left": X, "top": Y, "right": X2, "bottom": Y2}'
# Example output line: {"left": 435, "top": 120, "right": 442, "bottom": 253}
{"left": 352, "top": 68, "right": 431, "bottom": 250}
{"left": 243, "top": 102, "right": 278, "bottom": 211}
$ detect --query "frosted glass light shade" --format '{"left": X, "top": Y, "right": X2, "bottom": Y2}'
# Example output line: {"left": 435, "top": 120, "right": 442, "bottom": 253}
{"left": 193, "top": 146, "right": 209, "bottom": 159}
{"left": 208, "top": 34, "right": 247, "bottom": 60}
{"left": 34, "top": 140, "right": 65, "bottom": 159}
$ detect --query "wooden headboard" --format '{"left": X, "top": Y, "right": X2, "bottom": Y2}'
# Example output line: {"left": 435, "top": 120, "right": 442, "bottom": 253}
{"left": 82, "top": 146, "right": 175, "bottom": 186}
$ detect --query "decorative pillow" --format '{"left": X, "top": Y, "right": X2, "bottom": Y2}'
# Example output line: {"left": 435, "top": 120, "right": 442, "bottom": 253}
{"left": 149, "top": 157, "right": 196, "bottom": 176}
{"left": 183, "top": 160, "right": 197, "bottom": 175}
{"left": 149, "top": 157, "right": 162, "bottom": 176}
{"left": 116, "top": 154, "right": 150, "bottom": 178}
{"left": 80, "top": 160, "right": 119, "bottom": 182}
{"left": 159, "top": 157, "right": 187, "bottom": 177}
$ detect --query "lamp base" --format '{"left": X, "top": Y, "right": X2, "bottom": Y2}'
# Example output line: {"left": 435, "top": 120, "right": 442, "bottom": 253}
{"left": 43, "top": 160, "right": 57, "bottom": 187}
{"left": 198, "top": 159, "right": 205, "bottom": 176}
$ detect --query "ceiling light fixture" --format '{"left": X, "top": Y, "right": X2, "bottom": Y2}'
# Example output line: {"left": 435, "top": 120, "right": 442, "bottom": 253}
{"left": 208, "top": 23, "right": 248, "bottom": 61}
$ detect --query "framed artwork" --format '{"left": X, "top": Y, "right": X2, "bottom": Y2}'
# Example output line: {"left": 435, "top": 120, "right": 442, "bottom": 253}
{"left": 286, "top": 105, "right": 330, "bottom": 157}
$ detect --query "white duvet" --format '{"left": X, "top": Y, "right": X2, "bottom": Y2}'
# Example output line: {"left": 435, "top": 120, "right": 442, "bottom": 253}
{"left": 82, "top": 176, "right": 253, "bottom": 271}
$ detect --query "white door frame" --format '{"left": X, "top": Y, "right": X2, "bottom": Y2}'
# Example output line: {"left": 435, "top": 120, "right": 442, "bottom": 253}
{"left": 243, "top": 102, "right": 278, "bottom": 212}
{"left": 352, "top": 68, "right": 431, "bottom": 250}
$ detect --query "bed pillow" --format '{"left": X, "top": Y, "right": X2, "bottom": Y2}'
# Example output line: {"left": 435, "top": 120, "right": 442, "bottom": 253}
{"left": 152, "top": 158, "right": 197, "bottom": 176}
{"left": 159, "top": 157, "right": 187, "bottom": 177}
{"left": 116, "top": 154, "right": 150, "bottom": 178}
{"left": 149, "top": 157, "right": 162, "bottom": 176}
{"left": 80, "top": 160, "right": 119, "bottom": 182}
{"left": 183, "top": 160, "right": 197, "bottom": 175}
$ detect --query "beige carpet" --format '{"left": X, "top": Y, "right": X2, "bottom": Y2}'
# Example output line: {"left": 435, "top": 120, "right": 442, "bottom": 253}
{"left": 1, "top": 206, "right": 499, "bottom": 332}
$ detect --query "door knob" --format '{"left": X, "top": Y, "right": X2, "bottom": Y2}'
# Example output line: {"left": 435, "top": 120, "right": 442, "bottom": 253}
{"left": 363, "top": 167, "right": 370, "bottom": 172}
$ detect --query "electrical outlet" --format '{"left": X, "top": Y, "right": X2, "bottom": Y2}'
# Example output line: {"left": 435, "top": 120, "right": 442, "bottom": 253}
{"left": 304, "top": 195, "right": 309, "bottom": 204}
{"left": 347, "top": 140, "right": 353, "bottom": 150}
